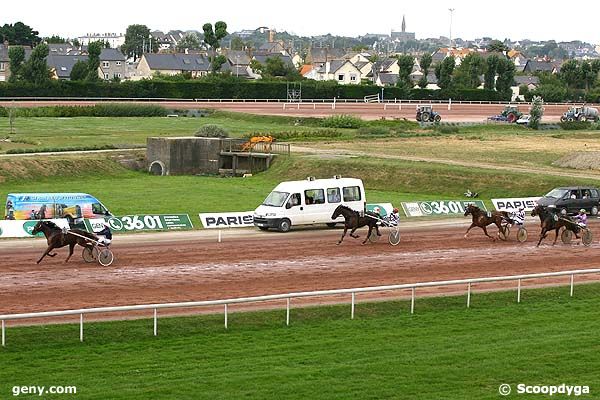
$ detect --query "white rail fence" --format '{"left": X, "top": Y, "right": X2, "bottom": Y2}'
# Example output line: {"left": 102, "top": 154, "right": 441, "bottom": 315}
{"left": 1, "top": 268, "right": 599, "bottom": 346}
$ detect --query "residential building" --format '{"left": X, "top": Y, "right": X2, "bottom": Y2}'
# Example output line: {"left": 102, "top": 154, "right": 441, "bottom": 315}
{"left": 522, "top": 60, "right": 559, "bottom": 74}
{"left": 99, "top": 48, "right": 127, "bottom": 80}
{"left": 305, "top": 47, "right": 345, "bottom": 65}
{"left": 136, "top": 53, "right": 211, "bottom": 78}
{"left": 315, "top": 60, "right": 361, "bottom": 85}
{"left": 375, "top": 73, "right": 399, "bottom": 86}
{"left": 77, "top": 33, "right": 125, "bottom": 48}
{"left": 47, "top": 54, "right": 88, "bottom": 80}
{"left": 0, "top": 43, "right": 9, "bottom": 82}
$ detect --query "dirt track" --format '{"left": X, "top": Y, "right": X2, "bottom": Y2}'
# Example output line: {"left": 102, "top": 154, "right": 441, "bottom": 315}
{"left": 1, "top": 219, "right": 599, "bottom": 320}
{"left": 0, "top": 100, "right": 583, "bottom": 121}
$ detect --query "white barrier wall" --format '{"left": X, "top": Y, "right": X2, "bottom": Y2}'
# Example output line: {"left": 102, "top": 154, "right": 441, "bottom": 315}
{"left": 492, "top": 197, "right": 540, "bottom": 212}
{"left": 0, "top": 219, "right": 70, "bottom": 238}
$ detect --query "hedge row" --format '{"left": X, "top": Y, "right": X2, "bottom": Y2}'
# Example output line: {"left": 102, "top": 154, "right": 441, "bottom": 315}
{"left": 0, "top": 80, "right": 511, "bottom": 102}
{"left": 0, "top": 104, "right": 168, "bottom": 117}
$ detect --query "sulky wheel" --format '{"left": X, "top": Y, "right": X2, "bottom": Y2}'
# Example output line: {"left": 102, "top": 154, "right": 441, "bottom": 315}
{"left": 369, "top": 229, "right": 381, "bottom": 243}
{"left": 98, "top": 248, "right": 114, "bottom": 267}
{"left": 82, "top": 247, "right": 95, "bottom": 263}
{"left": 517, "top": 228, "right": 528, "bottom": 243}
{"left": 561, "top": 229, "right": 573, "bottom": 244}
{"left": 389, "top": 230, "right": 400, "bottom": 246}
{"left": 582, "top": 229, "right": 593, "bottom": 247}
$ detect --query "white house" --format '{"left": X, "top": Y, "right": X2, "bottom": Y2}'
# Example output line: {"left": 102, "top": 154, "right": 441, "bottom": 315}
{"left": 315, "top": 60, "right": 362, "bottom": 85}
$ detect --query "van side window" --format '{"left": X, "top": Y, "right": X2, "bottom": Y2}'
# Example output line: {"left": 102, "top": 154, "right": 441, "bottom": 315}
{"left": 305, "top": 189, "right": 324, "bottom": 205}
{"left": 591, "top": 189, "right": 599, "bottom": 198}
{"left": 343, "top": 186, "right": 361, "bottom": 202}
{"left": 327, "top": 188, "right": 341, "bottom": 203}
{"left": 287, "top": 193, "right": 301, "bottom": 207}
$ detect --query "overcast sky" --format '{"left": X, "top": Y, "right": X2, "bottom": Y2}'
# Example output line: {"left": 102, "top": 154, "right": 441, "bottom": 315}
{"left": 4, "top": 1, "right": 599, "bottom": 44}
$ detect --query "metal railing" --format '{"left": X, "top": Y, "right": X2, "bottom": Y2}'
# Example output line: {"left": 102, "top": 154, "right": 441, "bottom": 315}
{"left": 220, "top": 138, "right": 290, "bottom": 155}
{"left": 1, "top": 268, "right": 599, "bottom": 346}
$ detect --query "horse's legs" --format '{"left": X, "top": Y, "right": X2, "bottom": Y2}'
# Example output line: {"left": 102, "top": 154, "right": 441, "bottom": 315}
{"left": 362, "top": 225, "right": 373, "bottom": 245}
{"left": 65, "top": 243, "right": 75, "bottom": 263}
{"left": 337, "top": 226, "right": 348, "bottom": 245}
{"left": 537, "top": 228, "right": 546, "bottom": 247}
{"left": 376, "top": 224, "right": 381, "bottom": 236}
{"left": 349, "top": 227, "right": 360, "bottom": 239}
{"left": 552, "top": 228, "right": 560, "bottom": 246}
{"left": 37, "top": 246, "right": 55, "bottom": 264}
{"left": 464, "top": 223, "right": 475, "bottom": 238}
{"left": 482, "top": 226, "right": 495, "bottom": 241}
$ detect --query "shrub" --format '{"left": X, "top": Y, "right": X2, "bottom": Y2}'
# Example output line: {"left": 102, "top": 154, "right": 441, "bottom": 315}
{"left": 5, "top": 144, "right": 117, "bottom": 154}
{"left": 559, "top": 121, "right": 592, "bottom": 130}
{"left": 2, "top": 104, "right": 169, "bottom": 118}
{"left": 255, "top": 130, "right": 342, "bottom": 141}
{"left": 194, "top": 124, "right": 229, "bottom": 138}
{"left": 320, "top": 115, "right": 363, "bottom": 129}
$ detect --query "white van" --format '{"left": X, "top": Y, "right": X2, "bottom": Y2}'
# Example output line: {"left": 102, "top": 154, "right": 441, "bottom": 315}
{"left": 253, "top": 176, "right": 366, "bottom": 232}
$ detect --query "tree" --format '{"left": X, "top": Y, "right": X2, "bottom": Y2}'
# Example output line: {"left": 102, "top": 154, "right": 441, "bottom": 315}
{"left": 559, "top": 59, "right": 580, "bottom": 89}
{"left": 176, "top": 32, "right": 201, "bottom": 52}
{"left": 418, "top": 53, "right": 432, "bottom": 88}
{"left": 0, "top": 22, "right": 41, "bottom": 46}
{"left": 87, "top": 41, "right": 102, "bottom": 81}
{"left": 453, "top": 53, "right": 483, "bottom": 89}
{"left": 484, "top": 54, "right": 500, "bottom": 90}
{"left": 249, "top": 59, "right": 263, "bottom": 75}
{"left": 203, "top": 21, "right": 228, "bottom": 70}
{"left": 70, "top": 60, "right": 88, "bottom": 81}
{"left": 122, "top": 24, "right": 156, "bottom": 61}
{"left": 495, "top": 57, "right": 515, "bottom": 93}
{"left": 20, "top": 44, "right": 51, "bottom": 84}
{"left": 486, "top": 40, "right": 508, "bottom": 53}
{"left": 396, "top": 54, "right": 414, "bottom": 88}
{"left": 230, "top": 36, "right": 245, "bottom": 51}
{"left": 45, "top": 35, "right": 66, "bottom": 44}
{"left": 211, "top": 54, "right": 227, "bottom": 73}
{"left": 529, "top": 96, "right": 544, "bottom": 129}
{"left": 435, "top": 56, "right": 455, "bottom": 89}
{"left": 7, "top": 46, "right": 25, "bottom": 82}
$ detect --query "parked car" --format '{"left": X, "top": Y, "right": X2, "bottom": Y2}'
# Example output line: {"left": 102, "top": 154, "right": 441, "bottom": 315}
{"left": 516, "top": 115, "right": 531, "bottom": 125}
{"left": 536, "top": 187, "right": 600, "bottom": 216}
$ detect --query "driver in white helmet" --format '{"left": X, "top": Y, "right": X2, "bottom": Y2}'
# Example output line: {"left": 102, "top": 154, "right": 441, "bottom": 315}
{"left": 511, "top": 206, "right": 525, "bottom": 227}
{"left": 96, "top": 221, "right": 113, "bottom": 247}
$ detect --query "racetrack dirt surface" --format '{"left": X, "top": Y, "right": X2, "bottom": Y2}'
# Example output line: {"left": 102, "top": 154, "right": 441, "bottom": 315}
{"left": 2, "top": 219, "right": 600, "bottom": 323}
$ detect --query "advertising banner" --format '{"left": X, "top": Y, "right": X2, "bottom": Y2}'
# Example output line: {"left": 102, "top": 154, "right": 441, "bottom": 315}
{"left": 401, "top": 200, "right": 487, "bottom": 217}
{"left": 199, "top": 212, "right": 255, "bottom": 229}
{"left": 84, "top": 215, "right": 194, "bottom": 232}
{"left": 492, "top": 197, "right": 540, "bottom": 212}
{"left": 0, "top": 219, "right": 70, "bottom": 238}
{"left": 366, "top": 203, "right": 394, "bottom": 217}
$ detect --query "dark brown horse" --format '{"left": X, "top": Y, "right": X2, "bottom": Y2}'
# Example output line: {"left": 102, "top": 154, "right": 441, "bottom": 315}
{"left": 531, "top": 205, "right": 581, "bottom": 247}
{"left": 331, "top": 205, "right": 381, "bottom": 245}
{"left": 463, "top": 204, "right": 513, "bottom": 241}
{"left": 31, "top": 220, "right": 98, "bottom": 264}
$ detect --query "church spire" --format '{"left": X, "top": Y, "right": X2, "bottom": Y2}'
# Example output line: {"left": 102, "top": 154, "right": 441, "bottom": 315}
{"left": 402, "top": 15, "right": 406, "bottom": 33}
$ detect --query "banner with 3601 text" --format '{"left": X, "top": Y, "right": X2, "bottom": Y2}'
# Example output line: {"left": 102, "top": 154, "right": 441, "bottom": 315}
{"left": 401, "top": 200, "right": 487, "bottom": 217}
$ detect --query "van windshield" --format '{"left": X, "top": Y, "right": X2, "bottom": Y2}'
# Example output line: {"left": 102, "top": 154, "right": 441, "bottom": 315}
{"left": 262, "top": 191, "right": 289, "bottom": 207}
{"left": 545, "top": 189, "right": 569, "bottom": 199}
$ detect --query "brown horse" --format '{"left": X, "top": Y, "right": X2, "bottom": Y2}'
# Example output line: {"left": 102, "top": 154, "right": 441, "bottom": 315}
{"left": 463, "top": 204, "right": 513, "bottom": 241}
{"left": 31, "top": 220, "right": 98, "bottom": 264}
{"left": 331, "top": 205, "right": 381, "bottom": 245}
{"left": 531, "top": 205, "right": 581, "bottom": 247}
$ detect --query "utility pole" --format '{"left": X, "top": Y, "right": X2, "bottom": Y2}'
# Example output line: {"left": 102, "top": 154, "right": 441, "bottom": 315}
{"left": 448, "top": 8, "right": 455, "bottom": 48}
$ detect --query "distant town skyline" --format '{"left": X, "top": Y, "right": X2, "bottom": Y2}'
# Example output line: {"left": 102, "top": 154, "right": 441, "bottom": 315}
{"left": 4, "top": 1, "right": 599, "bottom": 44}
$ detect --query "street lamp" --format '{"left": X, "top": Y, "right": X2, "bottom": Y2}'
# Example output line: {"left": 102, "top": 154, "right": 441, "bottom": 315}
{"left": 448, "top": 8, "right": 455, "bottom": 48}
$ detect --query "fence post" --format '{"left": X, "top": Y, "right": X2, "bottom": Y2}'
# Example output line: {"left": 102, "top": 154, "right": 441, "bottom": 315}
{"left": 286, "top": 298, "right": 290, "bottom": 326}
{"left": 224, "top": 304, "right": 228, "bottom": 329}
{"left": 467, "top": 283, "right": 471, "bottom": 308}
{"left": 351, "top": 292, "right": 355, "bottom": 319}
{"left": 80, "top": 314, "right": 84, "bottom": 342}
{"left": 411, "top": 288, "right": 415, "bottom": 314}
{"left": 2, "top": 320, "right": 4, "bottom": 347}
{"left": 570, "top": 274, "right": 574, "bottom": 297}
{"left": 153, "top": 308, "right": 157, "bottom": 336}
{"left": 448, "top": 98, "right": 452, "bottom": 111}
{"left": 517, "top": 279, "right": 522, "bottom": 303}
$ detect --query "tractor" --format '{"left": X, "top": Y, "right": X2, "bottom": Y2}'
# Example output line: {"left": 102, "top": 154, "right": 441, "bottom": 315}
{"left": 560, "top": 106, "right": 599, "bottom": 122}
{"left": 499, "top": 106, "right": 523, "bottom": 123}
{"left": 416, "top": 105, "right": 442, "bottom": 123}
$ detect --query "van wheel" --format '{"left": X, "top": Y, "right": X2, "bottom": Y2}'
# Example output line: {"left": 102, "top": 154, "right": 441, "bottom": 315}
{"left": 592, "top": 206, "right": 598, "bottom": 216}
{"left": 326, "top": 223, "right": 337, "bottom": 228}
{"left": 278, "top": 219, "right": 291, "bottom": 233}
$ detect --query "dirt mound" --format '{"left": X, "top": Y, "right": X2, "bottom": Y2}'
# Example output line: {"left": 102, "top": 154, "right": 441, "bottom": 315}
{"left": 553, "top": 152, "right": 600, "bottom": 170}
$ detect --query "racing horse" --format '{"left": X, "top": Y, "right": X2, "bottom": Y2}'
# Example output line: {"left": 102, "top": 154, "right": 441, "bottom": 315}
{"left": 31, "top": 220, "right": 98, "bottom": 264}
{"left": 531, "top": 205, "right": 581, "bottom": 247}
{"left": 463, "top": 204, "right": 513, "bottom": 241}
{"left": 331, "top": 205, "right": 381, "bottom": 245}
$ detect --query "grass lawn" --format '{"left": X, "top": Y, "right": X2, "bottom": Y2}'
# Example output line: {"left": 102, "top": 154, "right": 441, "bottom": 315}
{"left": 1, "top": 283, "right": 599, "bottom": 399}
